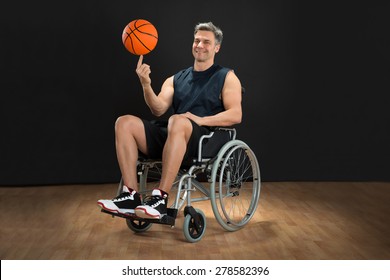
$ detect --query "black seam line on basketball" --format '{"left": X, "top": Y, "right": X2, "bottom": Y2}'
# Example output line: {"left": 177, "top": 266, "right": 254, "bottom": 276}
{"left": 123, "top": 28, "right": 136, "bottom": 54}
{"left": 129, "top": 28, "right": 154, "bottom": 53}
{"left": 134, "top": 20, "right": 158, "bottom": 39}
{"left": 125, "top": 24, "right": 142, "bottom": 55}
{"left": 124, "top": 28, "right": 157, "bottom": 43}
{"left": 134, "top": 22, "right": 158, "bottom": 39}
{"left": 125, "top": 21, "right": 158, "bottom": 42}
{"left": 123, "top": 23, "right": 142, "bottom": 52}
{"left": 125, "top": 26, "right": 137, "bottom": 54}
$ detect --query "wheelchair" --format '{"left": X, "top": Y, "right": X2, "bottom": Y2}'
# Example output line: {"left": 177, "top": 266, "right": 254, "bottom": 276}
{"left": 101, "top": 126, "right": 261, "bottom": 242}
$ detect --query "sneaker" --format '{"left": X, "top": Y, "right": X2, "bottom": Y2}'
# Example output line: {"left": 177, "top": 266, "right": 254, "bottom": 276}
{"left": 97, "top": 186, "right": 141, "bottom": 215}
{"left": 135, "top": 189, "right": 168, "bottom": 219}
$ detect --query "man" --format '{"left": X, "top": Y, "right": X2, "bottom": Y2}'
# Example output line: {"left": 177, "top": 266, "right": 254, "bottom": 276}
{"left": 97, "top": 22, "right": 242, "bottom": 219}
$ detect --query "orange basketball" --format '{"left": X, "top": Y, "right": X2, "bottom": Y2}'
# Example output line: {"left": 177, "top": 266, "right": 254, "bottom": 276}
{"left": 122, "top": 19, "right": 158, "bottom": 55}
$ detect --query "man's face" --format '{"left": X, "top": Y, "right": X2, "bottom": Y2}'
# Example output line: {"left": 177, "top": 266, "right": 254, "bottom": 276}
{"left": 192, "top": 30, "right": 220, "bottom": 63}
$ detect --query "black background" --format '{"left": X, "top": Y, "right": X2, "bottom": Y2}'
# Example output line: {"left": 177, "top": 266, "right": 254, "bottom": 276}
{"left": 1, "top": 0, "right": 389, "bottom": 185}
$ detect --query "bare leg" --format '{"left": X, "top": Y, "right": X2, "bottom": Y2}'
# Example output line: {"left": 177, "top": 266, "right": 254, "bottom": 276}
{"left": 158, "top": 115, "right": 193, "bottom": 193}
{"left": 115, "top": 115, "right": 148, "bottom": 191}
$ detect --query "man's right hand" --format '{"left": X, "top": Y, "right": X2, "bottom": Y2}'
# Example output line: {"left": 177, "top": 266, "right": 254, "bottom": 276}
{"left": 135, "top": 55, "right": 152, "bottom": 87}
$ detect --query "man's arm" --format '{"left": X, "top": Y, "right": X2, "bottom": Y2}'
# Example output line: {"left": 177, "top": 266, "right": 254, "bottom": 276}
{"left": 136, "top": 55, "right": 174, "bottom": 116}
{"left": 182, "top": 70, "right": 243, "bottom": 127}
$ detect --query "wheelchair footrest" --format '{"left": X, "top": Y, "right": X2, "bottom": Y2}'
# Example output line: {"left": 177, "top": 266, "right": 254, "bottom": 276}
{"left": 100, "top": 208, "right": 178, "bottom": 226}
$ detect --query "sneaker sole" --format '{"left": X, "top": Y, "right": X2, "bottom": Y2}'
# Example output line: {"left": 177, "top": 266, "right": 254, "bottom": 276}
{"left": 135, "top": 207, "right": 161, "bottom": 219}
{"left": 97, "top": 202, "right": 135, "bottom": 215}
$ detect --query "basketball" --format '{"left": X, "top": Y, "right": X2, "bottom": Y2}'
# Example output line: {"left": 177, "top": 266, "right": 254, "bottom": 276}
{"left": 122, "top": 19, "right": 158, "bottom": 55}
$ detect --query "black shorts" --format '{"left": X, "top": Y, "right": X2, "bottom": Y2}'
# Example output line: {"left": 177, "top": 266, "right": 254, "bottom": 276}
{"left": 141, "top": 118, "right": 211, "bottom": 160}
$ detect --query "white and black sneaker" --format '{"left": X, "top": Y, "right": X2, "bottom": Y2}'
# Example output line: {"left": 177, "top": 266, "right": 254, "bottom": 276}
{"left": 135, "top": 189, "right": 168, "bottom": 219}
{"left": 97, "top": 186, "right": 141, "bottom": 215}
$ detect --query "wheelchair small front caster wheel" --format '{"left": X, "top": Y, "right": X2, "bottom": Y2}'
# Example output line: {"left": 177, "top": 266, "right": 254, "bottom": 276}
{"left": 126, "top": 218, "right": 152, "bottom": 233}
{"left": 183, "top": 208, "right": 206, "bottom": 242}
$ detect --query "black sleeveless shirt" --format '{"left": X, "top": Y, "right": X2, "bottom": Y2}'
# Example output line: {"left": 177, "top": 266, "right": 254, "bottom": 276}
{"left": 173, "top": 64, "right": 230, "bottom": 117}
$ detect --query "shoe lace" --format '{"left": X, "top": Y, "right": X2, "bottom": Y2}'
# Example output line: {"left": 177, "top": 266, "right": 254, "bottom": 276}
{"left": 143, "top": 195, "right": 164, "bottom": 207}
{"left": 114, "top": 191, "right": 131, "bottom": 200}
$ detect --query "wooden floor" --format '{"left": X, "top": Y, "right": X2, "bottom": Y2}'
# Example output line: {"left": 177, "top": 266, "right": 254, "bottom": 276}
{"left": 1, "top": 182, "right": 389, "bottom": 260}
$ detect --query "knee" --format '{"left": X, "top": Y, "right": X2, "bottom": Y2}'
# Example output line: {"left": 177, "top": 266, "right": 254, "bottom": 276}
{"left": 167, "top": 115, "right": 192, "bottom": 136}
{"left": 115, "top": 115, "right": 139, "bottom": 134}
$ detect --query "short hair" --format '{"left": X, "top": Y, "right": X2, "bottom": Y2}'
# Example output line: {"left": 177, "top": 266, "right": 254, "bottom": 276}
{"left": 194, "top": 22, "right": 223, "bottom": 45}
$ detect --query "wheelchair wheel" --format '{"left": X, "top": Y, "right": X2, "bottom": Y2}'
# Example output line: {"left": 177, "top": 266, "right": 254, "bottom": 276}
{"left": 126, "top": 218, "right": 152, "bottom": 233}
{"left": 210, "top": 140, "right": 261, "bottom": 232}
{"left": 183, "top": 208, "right": 206, "bottom": 243}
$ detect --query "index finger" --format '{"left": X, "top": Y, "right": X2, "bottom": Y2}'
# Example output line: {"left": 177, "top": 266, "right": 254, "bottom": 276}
{"left": 137, "top": 55, "right": 144, "bottom": 68}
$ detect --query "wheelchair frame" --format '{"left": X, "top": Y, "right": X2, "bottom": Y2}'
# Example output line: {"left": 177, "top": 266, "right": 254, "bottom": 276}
{"left": 101, "top": 127, "right": 261, "bottom": 242}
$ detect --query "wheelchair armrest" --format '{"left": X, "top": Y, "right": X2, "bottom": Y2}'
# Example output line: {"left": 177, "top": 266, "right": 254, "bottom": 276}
{"left": 212, "top": 127, "right": 237, "bottom": 140}
{"left": 198, "top": 132, "right": 215, "bottom": 163}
